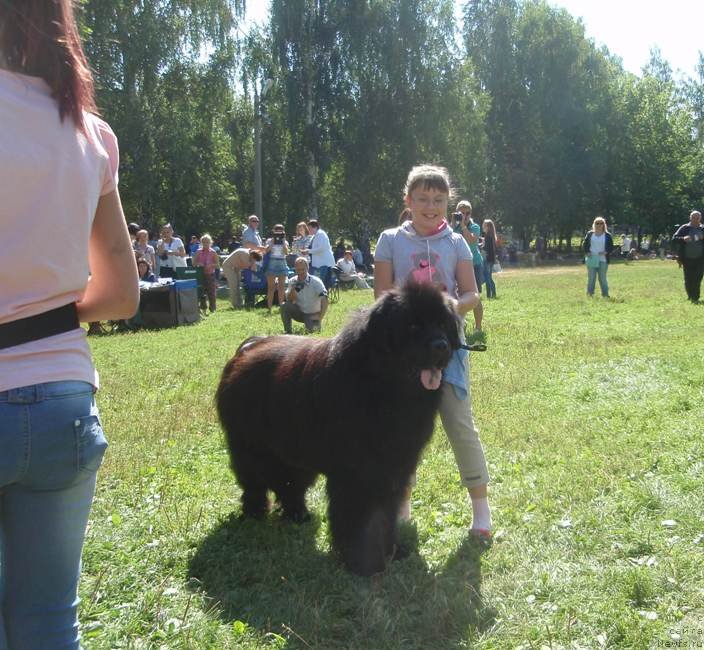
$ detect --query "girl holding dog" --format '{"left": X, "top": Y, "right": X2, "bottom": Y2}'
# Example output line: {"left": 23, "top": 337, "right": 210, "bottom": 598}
{"left": 0, "top": 0, "right": 138, "bottom": 645}
{"left": 374, "top": 164, "right": 493, "bottom": 541}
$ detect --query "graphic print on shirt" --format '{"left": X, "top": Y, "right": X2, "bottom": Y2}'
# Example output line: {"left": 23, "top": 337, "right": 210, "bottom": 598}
{"left": 408, "top": 251, "right": 448, "bottom": 292}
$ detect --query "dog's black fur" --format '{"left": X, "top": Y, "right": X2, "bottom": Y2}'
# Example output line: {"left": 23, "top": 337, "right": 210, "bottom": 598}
{"left": 216, "top": 282, "right": 460, "bottom": 576}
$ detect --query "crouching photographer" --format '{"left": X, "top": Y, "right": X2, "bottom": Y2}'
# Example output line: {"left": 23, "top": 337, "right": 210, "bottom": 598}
{"left": 281, "top": 257, "right": 328, "bottom": 334}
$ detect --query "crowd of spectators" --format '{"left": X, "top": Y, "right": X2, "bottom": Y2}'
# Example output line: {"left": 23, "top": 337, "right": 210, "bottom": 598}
{"left": 118, "top": 212, "right": 690, "bottom": 336}
{"left": 119, "top": 217, "right": 374, "bottom": 335}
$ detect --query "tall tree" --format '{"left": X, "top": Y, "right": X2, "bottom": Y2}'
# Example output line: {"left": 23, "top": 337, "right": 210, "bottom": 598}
{"left": 81, "top": 0, "right": 245, "bottom": 236}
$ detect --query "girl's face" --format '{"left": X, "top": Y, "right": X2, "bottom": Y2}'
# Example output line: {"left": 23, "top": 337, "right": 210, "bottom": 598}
{"left": 405, "top": 185, "right": 448, "bottom": 236}
{"left": 138, "top": 262, "right": 149, "bottom": 277}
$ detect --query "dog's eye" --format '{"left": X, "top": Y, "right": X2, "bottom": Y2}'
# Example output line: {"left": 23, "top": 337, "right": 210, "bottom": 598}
{"left": 408, "top": 323, "right": 420, "bottom": 335}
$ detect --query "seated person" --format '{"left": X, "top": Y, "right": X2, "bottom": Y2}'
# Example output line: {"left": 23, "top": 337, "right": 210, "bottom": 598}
{"left": 336, "top": 250, "right": 370, "bottom": 289}
{"left": 137, "top": 257, "right": 156, "bottom": 283}
{"left": 281, "top": 257, "right": 328, "bottom": 334}
{"left": 221, "top": 248, "right": 263, "bottom": 308}
{"left": 241, "top": 259, "right": 268, "bottom": 307}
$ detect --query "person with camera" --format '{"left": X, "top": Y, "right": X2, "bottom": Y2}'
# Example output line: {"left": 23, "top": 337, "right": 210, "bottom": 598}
{"left": 264, "top": 224, "right": 290, "bottom": 312}
{"left": 672, "top": 210, "right": 704, "bottom": 302}
{"left": 156, "top": 223, "right": 187, "bottom": 278}
{"left": 452, "top": 201, "right": 484, "bottom": 332}
{"left": 281, "top": 257, "right": 328, "bottom": 334}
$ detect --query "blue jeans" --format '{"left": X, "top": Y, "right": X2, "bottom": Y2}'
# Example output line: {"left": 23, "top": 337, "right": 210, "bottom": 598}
{"left": 0, "top": 381, "right": 107, "bottom": 650}
{"left": 587, "top": 261, "right": 609, "bottom": 296}
{"left": 472, "top": 263, "right": 484, "bottom": 293}
{"left": 311, "top": 266, "right": 331, "bottom": 287}
{"left": 483, "top": 259, "right": 496, "bottom": 298}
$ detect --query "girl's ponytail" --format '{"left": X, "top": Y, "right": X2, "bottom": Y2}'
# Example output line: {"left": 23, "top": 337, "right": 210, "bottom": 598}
{"left": 398, "top": 207, "right": 412, "bottom": 226}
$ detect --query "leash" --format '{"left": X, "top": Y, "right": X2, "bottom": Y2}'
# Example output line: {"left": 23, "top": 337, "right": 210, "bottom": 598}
{"left": 460, "top": 343, "right": 487, "bottom": 352}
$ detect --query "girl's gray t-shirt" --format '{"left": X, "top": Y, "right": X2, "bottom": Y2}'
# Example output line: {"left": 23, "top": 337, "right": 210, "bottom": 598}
{"left": 374, "top": 221, "right": 473, "bottom": 298}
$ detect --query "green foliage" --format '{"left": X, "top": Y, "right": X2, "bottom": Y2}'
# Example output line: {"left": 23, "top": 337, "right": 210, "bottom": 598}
{"left": 79, "top": 0, "right": 703, "bottom": 245}
{"left": 81, "top": 0, "right": 245, "bottom": 236}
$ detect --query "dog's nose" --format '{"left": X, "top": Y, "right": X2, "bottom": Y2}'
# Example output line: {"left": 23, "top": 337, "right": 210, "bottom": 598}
{"left": 431, "top": 338, "right": 449, "bottom": 353}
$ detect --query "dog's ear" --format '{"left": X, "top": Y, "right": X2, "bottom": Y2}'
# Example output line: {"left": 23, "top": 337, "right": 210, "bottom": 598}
{"left": 367, "top": 290, "right": 403, "bottom": 352}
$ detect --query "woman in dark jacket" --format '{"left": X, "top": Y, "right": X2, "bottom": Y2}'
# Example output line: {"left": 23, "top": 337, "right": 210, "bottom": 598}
{"left": 482, "top": 219, "right": 498, "bottom": 298}
{"left": 582, "top": 216, "right": 614, "bottom": 297}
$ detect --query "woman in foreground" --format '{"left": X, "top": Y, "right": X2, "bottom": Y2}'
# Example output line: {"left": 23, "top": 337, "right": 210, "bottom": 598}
{"left": 0, "top": 1, "right": 138, "bottom": 646}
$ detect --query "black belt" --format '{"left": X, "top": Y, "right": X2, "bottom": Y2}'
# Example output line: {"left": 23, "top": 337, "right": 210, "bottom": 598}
{"left": 0, "top": 303, "right": 80, "bottom": 350}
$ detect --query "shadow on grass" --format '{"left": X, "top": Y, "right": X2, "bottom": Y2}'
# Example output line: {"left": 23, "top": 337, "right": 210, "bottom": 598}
{"left": 189, "top": 512, "right": 495, "bottom": 648}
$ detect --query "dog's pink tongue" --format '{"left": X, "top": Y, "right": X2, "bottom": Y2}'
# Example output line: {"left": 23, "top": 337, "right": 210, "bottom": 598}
{"left": 420, "top": 368, "right": 442, "bottom": 390}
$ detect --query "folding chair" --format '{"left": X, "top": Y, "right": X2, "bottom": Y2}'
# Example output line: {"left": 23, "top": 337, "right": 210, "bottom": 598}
{"left": 326, "top": 266, "right": 341, "bottom": 303}
{"left": 241, "top": 268, "right": 268, "bottom": 308}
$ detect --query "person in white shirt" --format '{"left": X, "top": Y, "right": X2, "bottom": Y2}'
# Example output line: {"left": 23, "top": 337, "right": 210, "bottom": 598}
{"left": 264, "top": 224, "right": 290, "bottom": 312}
{"left": 156, "top": 223, "right": 187, "bottom": 278}
{"left": 336, "top": 250, "right": 370, "bottom": 289}
{"left": 281, "top": 257, "right": 328, "bottom": 333}
{"left": 621, "top": 234, "right": 631, "bottom": 258}
{"left": 303, "top": 219, "right": 335, "bottom": 285}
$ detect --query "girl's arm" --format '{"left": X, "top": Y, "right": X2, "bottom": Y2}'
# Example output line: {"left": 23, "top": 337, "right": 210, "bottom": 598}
{"left": 454, "top": 260, "right": 480, "bottom": 316}
{"left": 374, "top": 260, "right": 394, "bottom": 299}
{"left": 78, "top": 189, "right": 139, "bottom": 322}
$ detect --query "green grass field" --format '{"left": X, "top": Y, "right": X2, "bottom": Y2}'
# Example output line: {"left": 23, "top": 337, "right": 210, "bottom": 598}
{"left": 80, "top": 259, "right": 704, "bottom": 649}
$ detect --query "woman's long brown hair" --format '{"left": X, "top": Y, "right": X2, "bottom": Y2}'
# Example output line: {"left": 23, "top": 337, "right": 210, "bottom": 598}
{"left": 0, "top": 0, "right": 96, "bottom": 130}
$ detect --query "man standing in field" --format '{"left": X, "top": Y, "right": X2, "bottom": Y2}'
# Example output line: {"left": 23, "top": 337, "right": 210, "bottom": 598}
{"left": 672, "top": 210, "right": 704, "bottom": 302}
{"left": 304, "top": 219, "right": 335, "bottom": 286}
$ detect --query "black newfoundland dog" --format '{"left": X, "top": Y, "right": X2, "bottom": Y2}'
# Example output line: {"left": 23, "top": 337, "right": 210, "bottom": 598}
{"left": 216, "top": 282, "right": 461, "bottom": 576}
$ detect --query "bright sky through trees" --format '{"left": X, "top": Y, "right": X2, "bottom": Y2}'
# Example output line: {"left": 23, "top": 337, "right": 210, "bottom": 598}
{"left": 549, "top": 0, "right": 703, "bottom": 77}
{"left": 245, "top": 1, "right": 704, "bottom": 78}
